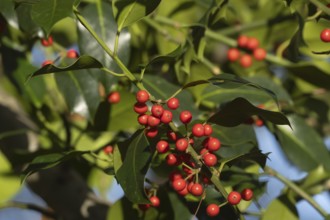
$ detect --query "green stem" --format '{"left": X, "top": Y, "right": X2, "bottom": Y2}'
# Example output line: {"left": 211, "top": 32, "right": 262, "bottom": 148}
{"left": 0, "top": 201, "right": 57, "bottom": 219}
{"left": 101, "top": 68, "right": 125, "bottom": 77}
{"left": 309, "top": 0, "right": 330, "bottom": 16}
{"left": 265, "top": 166, "right": 329, "bottom": 218}
{"left": 114, "top": 30, "right": 120, "bottom": 56}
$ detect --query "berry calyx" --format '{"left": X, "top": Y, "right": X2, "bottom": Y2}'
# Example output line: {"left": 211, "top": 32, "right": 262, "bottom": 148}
{"left": 203, "top": 124, "right": 213, "bottom": 136}
{"left": 156, "top": 140, "right": 169, "bottom": 153}
{"left": 41, "top": 36, "right": 53, "bottom": 47}
{"left": 138, "top": 114, "right": 149, "bottom": 125}
{"left": 150, "top": 196, "right": 160, "bottom": 207}
{"left": 41, "top": 60, "right": 53, "bottom": 67}
{"left": 147, "top": 115, "right": 161, "bottom": 127}
{"left": 227, "top": 48, "right": 240, "bottom": 62}
{"left": 190, "top": 183, "right": 204, "bottom": 196}
{"left": 136, "top": 90, "right": 150, "bottom": 103}
{"left": 180, "top": 110, "right": 192, "bottom": 124}
{"left": 246, "top": 37, "right": 259, "bottom": 50}
{"left": 166, "top": 153, "right": 180, "bottom": 166}
{"left": 206, "top": 204, "right": 220, "bottom": 217}
{"left": 66, "top": 49, "right": 78, "bottom": 58}
{"left": 145, "top": 127, "right": 158, "bottom": 138}
{"left": 103, "top": 145, "right": 113, "bottom": 154}
{"left": 167, "top": 97, "right": 180, "bottom": 110}
{"left": 175, "top": 138, "right": 189, "bottom": 152}
{"left": 239, "top": 54, "right": 252, "bottom": 68}
{"left": 207, "top": 137, "right": 221, "bottom": 151}
{"left": 160, "top": 110, "right": 173, "bottom": 124}
{"left": 253, "top": 48, "right": 267, "bottom": 61}
{"left": 151, "top": 104, "right": 164, "bottom": 118}
{"left": 241, "top": 188, "right": 253, "bottom": 201}
{"left": 320, "top": 28, "right": 330, "bottom": 42}
{"left": 107, "top": 91, "right": 120, "bottom": 104}
{"left": 192, "top": 123, "right": 204, "bottom": 137}
{"left": 203, "top": 153, "right": 217, "bottom": 167}
{"left": 172, "top": 179, "right": 186, "bottom": 191}
{"left": 134, "top": 102, "right": 148, "bottom": 114}
{"left": 237, "top": 35, "right": 249, "bottom": 48}
{"left": 228, "top": 191, "right": 241, "bottom": 205}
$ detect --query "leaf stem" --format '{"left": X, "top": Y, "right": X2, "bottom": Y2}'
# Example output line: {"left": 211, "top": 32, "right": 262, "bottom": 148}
{"left": 309, "top": 0, "right": 330, "bottom": 16}
{"left": 101, "top": 67, "right": 125, "bottom": 77}
{"left": 264, "top": 166, "right": 329, "bottom": 218}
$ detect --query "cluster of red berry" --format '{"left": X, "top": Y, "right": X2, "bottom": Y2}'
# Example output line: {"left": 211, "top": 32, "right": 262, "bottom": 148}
{"left": 131, "top": 90, "right": 254, "bottom": 216}
{"left": 320, "top": 29, "right": 330, "bottom": 42}
{"left": 40, "top": 36, "right": 79, "bottom": 66}
{"left": 227, "top": 35, "right": 267, "bottom": 68}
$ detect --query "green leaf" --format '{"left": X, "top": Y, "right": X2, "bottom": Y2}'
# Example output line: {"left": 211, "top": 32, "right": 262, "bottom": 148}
{"left": 55, "top": 69, "right": 101, "bottom": 119}
{"left": 112, "top": 0, "right": 162, "bottom": 31}
{"left": 31, "top": 0, "right": 75, "bottom": 35}
{"left": 208, "top": 74, "right": 278, "bottom": 104}
{"left": 208, "top": 97, "right": 290, "bottom": 127}
{"left": 168, "top": 191, "right": 192, "bottom": 220}
{"left": 0, "top": 0, "right": 18, "bottom": 29}
{"left": 262, "top": 194, "right": 298, "bottom": 220}
{"left": 22, "top": 150, "right": 88, "bottom": 179}
{"left": 116, "top": 129, "right": 151, "bottom": 204}
{"left": 106, "top": 197, "right": 138, "bottom": 220}
{"left": 77, "top": 2, "right": 130, "bottom": 90}
{"left": 275, "top": 115, "right": 330, "bottom": 172}
{"left": 222, "top": 148, "right": 269, "bottom": 169}
{"left": 28, "top": 55, "right": 103, "bottom": 79}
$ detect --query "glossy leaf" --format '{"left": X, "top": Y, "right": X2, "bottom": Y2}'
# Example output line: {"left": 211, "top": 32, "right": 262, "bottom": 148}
{"left": 0, "top": 0, "right": 18, "bottom": 29}
{"left": 275, "top": 115, "right": 330, "bottom": 172}
{"left": 112, "top": 0, "right": 162, "bottom": 31}
{"left": 168, "top": 191, "right": 192, "bottom": 220}
{"left": 29, "top": 55, "right": 103, "bottom": 78}
{"left": 106, "top": 197, "right": 138, "bottom": 220}
{"left": 77, "top": 2, "right": 130, "bottom": 90}
{"left": 116, "top": 129, "right": 151, "bottom": 203}
{"left": 31, "top": 0, "right": 75, "bottom": 34}
{"left": 208, "top": 97, "right": 290, "bottom": 127}
{"left": 222, "top": 148, "right": 269, "bottom": 169}
{"left": 262, "top": 195, "right": 298, "bottom": 220}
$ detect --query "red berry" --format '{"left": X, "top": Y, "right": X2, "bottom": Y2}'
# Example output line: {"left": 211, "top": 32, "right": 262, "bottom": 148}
{"left": 255, "top": 118, "right": 264, "bottom": 127}
{"left": 166, "top": 153, "right": 180, "bottom": 166}
{"left": 190, "top": 183, "right": 204, "bottom": 196}
{"left": 169, "top": 170, "right": 182, "bottom": 181}
{"left": 203, "top": 153, "right": 217, "bottom": 167}
{"left": 150, "top": 196, "right": 160, "bottom": 207}
{"left": 172, "top": 179, "right": 186, "bottom": 191}
{"left": 187, "top": 181, "right": 194, "bottom": 192}
{"left": 134, "top": 102, "right": 148, "bottom": 114}
{"left": 151, "top": 104, "right": 164, "bottom": 118}
{"left": 156, "top": 140, "right": 169, "bottom": 153}
{"left": 228, "top": 191, "right": 241, "bottom": 205}
{"left": 206, "top": 204, "right": 220, "bottom": 217}
{"left": 180, "top": 110, "right": 192, "bottom": 124}
{"left": 253, "top": 48, "right": 266, "bottom": 61}
{"left": 41, "top": 60, "right": 53, "bottom": 67}
{"left": 201, "top": 175, "right": 211, "bottom": 184}
{"left": 207, "top": 137, "right": 221, "bottom": 151}
{"left": 138, "top": 114, "right": 149, "bottom": 125}
{"left": 107, "top": 91, "right": 120, "bottom": 104}
{"left": 145, "top": 127, "right": 158, "bottom": 138}
{"left": 147, "top": 115, "right": 161, "bottom": 127}
{"left": 246, "top": 37, "right": 259, "bottom": 50}
{"left": 202, "top": 137, "right": 210, "bottom": 148}
{"left": 241, "top": 188, "right": 253, "bottom": 201}
{"left": 203, "top": 124, "right": 213, "bottom": 136}
{"left": 320, "top": 28, "right": 330, "bottom": 42}
{"left": 240, "top": 54, "right": 252, "bottom": 68}
{"left": 136, "top": 90, "right": 150, "bottom": 103}
{"left": 167, "top": 97, "right": 180, "bottom": 110}
{"left": 177, "top": 184, "right": 189, "bottom": 196}
{"left": 192, "top": 123, "right": 204, "bottom": 137}
{"left": 189, "top": 138, "right": 194, "bottom": 145}
{"left": 175, "top": 138, "right": 189, "bottom": 152}
{"left": 138, "top": 204, "right": 150, "bottom": 211}
{"left": 66, "top": 49, "right": 78, "bottom": 58}
{"left": 237, "top": 35, "right": 249, "bottom": 48}
{"left": 200, "top": 148, "right": 209, "bottom": 156}
{"left": 167, "top": 131, "right": 177, "bottom": 142}
{"left": 103, "top": 145, "right": 113, "bottom": 154}
{"left": 160, "top": 110, "right": 173, "bottom": 124}
{"left": 227, "top": 48, "right": 240, "bottom": 62}
{"left": 41, "top": 36, "right": 53, "bottom": 47}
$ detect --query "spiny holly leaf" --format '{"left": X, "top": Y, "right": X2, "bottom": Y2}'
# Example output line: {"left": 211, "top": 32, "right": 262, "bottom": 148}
{"left": 28, "top": 55, "right": 103, "bottom": 79}
{"left": 112, "top": 0, "right": 161, "bottom": 31}
{"left": 208, "top": 74, "right": 278, "bottom": 104}
{"left": 116, "top": 129, "right": 151, "bottom": 204}
{"left": 22, "top": 150, "right": 89, "bottom": 181}
{"left": 222, "top": 148, "right": 269, "bottom": 169}
{"left": 31, "top": 0, "right": 76, "bottom": 35}
{"left": 262, "top": 194, "right": 298, "bottom": 220}
{"left": 208, "top": 97, "right": 290, "bottom": 127}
